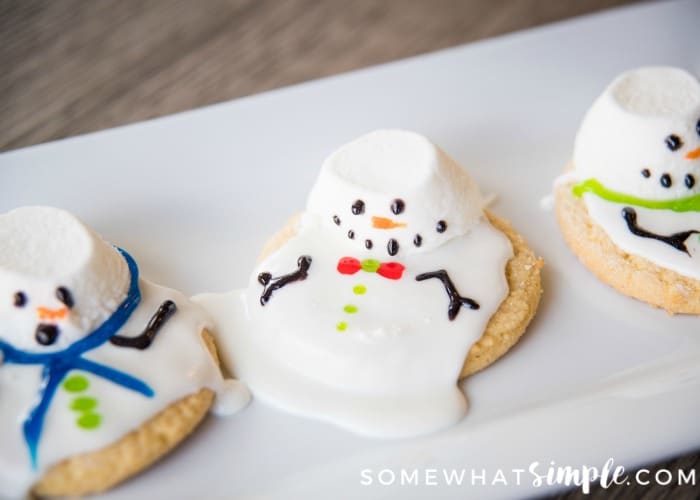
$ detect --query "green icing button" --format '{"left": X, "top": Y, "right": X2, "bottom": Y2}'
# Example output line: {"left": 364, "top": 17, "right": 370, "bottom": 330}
{"left": 336, "top": 321, "right": 347, "bottom": 331}
{"left": 63, "top": 375, "right": 89, "bottom": 393}
{"left": 360, "top": 259, "right": 380, "bottom": 273}
{"left": 344, "top": 304, "right": 358, "bottom": 314}
{"left": 77, "top": 412, "right": 102, "bottom": 430}
{"left": 352, "top": 284, "right": 367, "bottom": 295}
{"left": 71, "top": 397, "right": 98, "bottom": 412}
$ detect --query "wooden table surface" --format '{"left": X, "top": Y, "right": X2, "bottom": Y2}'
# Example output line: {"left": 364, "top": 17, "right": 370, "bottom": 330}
{"left": 1, "top": 1, "right": 698, "bottom": 498}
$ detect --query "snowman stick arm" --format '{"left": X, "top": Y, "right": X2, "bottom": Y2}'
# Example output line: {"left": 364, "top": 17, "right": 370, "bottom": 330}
{"left": 258, "top": 255, "right": 312, "bottom": 306}
{"left": 415, "top": 270, "right": 480, "bottom": 321}
{"left": 622, "top": 207, "right": 699, "bottom": 255}
{"left": 109, "top": 300, "right": 177, "bottom": 350}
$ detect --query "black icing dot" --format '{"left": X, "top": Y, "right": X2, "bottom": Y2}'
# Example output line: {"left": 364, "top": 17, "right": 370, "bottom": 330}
{"left": 56, "top": 287, "right": 74, "bottom": 308}
{"left": 641, "top": 168, "right": 651, "bottom": 178}
{"left": 665, "top": 134, "right": 683, "bottom": 152}
{"left": 347, "top": 229, "right": 355, "bottom": 239}
{"left": 660, "top": 173, "right": 672, "bottom": 188}
{"left": 436, "top": 220, "right": 447, "bottom": 233}
{"left": 390, "top": 199, "right": 405, "bottom": 215}
{"left": 364, "top": 239, "right": 373, "bottom": 250}
{"left": 333, "top": 215, "right": 341, "bottom": 226}
{"left": 685, "top": 174, "right": 696, "bottom": 189}
{"left": 351, "top": 200, "right": 365, "bottom": 215}
{"left": 14, "top": 291, "right": 27, "bottom": 308}
{"left": 413, "top": 234, "right": 422, "bottom": 247}
{"left": 696, "top": 119, "right": 700, "bottom": 136}
{"left": 387, "top": 238, "right": 399, "bottom": 256}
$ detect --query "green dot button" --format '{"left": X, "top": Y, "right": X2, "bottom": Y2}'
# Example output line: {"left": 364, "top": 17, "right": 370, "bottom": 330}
{"left": 344, "top": 305, "right": 358, "bottom": 314}
{"left": 77, "top": 412, "right": 101, "bottom": 430}
{"left": 63, "top": 375, "right": 89, "bottom": 393}
{"left": 336, "top": 321, "right": 347, "bottom": 331}
{"left": 71, "top": 397, "right": 98, "bottom": 412}
{"left": 352, "top": 285, "right": 367, "bottom": 295}
{"left": 360, "top": 259, "right": 380, "bottom": 273}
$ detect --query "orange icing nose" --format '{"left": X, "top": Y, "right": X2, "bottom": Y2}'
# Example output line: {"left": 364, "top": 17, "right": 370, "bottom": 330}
{"left": 371, "top": 216, "right": 407, "bottom": 229}
{"left": 685, "top": 147, "right": 700, "bottom": 160}
{"left": 36, "top": 307, "right": 68, "bottom": 321}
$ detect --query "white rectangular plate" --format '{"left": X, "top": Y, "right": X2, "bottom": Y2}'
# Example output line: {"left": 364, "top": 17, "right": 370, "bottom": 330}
{"left": 2, "top": 1, "right": 699, "bottom": 498}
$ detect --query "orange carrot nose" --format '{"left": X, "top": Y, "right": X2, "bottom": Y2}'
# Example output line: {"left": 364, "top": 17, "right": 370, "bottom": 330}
{"left": 371, "top": 216, "right": 407, "bottom": 229}
{"left": 36, "top": 307, "right": 68, "bottom": 321}
{"left": 686, "top": 147, "right": 700, "bottom": 160}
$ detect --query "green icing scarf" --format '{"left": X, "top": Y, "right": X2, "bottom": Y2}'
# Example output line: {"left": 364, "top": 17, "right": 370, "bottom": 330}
{"left": 572, "top": 178, "right": 700, "bottom": 213}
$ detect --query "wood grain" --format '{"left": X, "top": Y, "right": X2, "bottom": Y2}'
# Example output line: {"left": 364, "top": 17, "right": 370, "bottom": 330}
{"left": 1, "top": 1, "right": 698, "bottom": 499}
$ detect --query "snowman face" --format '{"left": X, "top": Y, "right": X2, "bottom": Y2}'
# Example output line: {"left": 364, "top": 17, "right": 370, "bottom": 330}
{"left": 641, "top": 116, "right": 700, "bottom": 194}
{"left": 0, "top": 273, "right": 86, "bottom": 353}
{"left": 328, "top": 193, "right": 449, "bottom": 257}
{"left": 574, "top": 67, "right": 700, "bottom": 200}
{"left": 0, "top": 206, "right": 130, "bottom": 353}
{"left": 306, "top": 130, "right": 484, "bottom": 256}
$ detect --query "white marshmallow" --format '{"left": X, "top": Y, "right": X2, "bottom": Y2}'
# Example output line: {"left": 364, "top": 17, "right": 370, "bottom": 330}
{"left": 574, "top": 67, "right": 700, "bottom": 199}
{"left": 306, "top": 130, "right": 485, "bottom": 255}
{"left": 0, "top": 207, "right": 129, "bottom": 352}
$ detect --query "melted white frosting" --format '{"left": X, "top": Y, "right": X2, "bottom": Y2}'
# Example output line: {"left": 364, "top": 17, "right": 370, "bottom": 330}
{"left": 583, "top": 194, "right": 700, "bottom": 280}
{"left": 196, "top": 215, "right": 511, "bottom": 437}
{"left": 568, "top": 67, "right": 700, "bottom": 280}
{"left": 196, "top": 130, "right": 513, "bottom": 437}
{"left": 0, "top": 207, "right": 250, "bottom": 498}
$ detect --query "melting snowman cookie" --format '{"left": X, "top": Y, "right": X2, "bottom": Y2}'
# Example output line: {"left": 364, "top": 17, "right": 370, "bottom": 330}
{"left": 196, "top": 130, "right": 542, "bottom": 438}
{"left": 0, "top": 206, "right": 249, "bottom": 498}
{"left": 554, "top": 67, "right": 700, "bottom": 313}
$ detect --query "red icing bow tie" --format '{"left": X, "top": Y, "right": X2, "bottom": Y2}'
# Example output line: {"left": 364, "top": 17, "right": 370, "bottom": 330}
{"left": 337, "top": 257, "right": 405, "bottom": 280}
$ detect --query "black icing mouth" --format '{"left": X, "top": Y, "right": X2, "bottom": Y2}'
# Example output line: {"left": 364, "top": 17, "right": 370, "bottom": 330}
{"left": 35, "top": 324, "right": 60, "bottom": 346}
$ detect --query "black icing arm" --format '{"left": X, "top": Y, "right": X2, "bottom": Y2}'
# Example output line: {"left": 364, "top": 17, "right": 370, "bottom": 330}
{"left": 110, "top": 300, "right": 177, "bottom": 350}
{"left": 622, "top": 207, "right": 699, "bottom": 255}
{"left": 258, "top": 255, "right": 312, "bottom": 306}
{"left": 415, "top": 270, "right": 480, "bottom": 321}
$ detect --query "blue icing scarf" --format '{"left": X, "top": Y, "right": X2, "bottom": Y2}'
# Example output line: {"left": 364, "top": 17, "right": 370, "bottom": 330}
{"left": 0, "top": 248, "right": 153, "bottom": 469}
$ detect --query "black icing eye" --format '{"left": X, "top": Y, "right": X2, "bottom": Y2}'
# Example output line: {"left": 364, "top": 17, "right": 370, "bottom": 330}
{"left": 686, "top": 174, "right": 696, "bottom": 189}
{"left": 665, "top": 134, "right": 683, "bottom": 152}
{"left": 660, "top": 173, "right": 672, "bottom": 188}
{"left": 56, "top": 287, "right": 74, "bottom": 309}
{"left": 13, "top": 291, "right": 27, "bottom": 308}
{"left": 332, "top": 215, "right": 341, "bottom": 226}
{"left": 351, "top": 200, "right": 365, "bottom": 215}
{"left": 436, "top": 220, "right": 447, "bottom": 233}
{"left": 696, "top": 119, "right": 700, "bottom": 136}
{"left": 641, "top": 168, "right": 651, "bottom": 178}
{"left": 390, "top": 199, "right": 405, "bottom": 215}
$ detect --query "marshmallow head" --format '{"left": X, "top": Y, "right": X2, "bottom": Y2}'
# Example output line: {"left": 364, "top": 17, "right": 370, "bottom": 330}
{"left": 306, "top": 130, "right": 484, "bottom": 256}
{"left": 574, "top": 67, "right": 700, "bottom": 200}
{"left": 0, "top": 207, "right": 130, "bottom": 353}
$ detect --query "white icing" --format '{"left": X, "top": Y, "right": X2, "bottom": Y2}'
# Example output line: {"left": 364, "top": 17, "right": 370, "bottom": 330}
{"left": 0, "top": 207, "right": 250, "bottom": 498}
{"left": 583, "top": 194, "right": 700, "bottom": 280}
{"left": 571, "top": 67, "right": 700, "bottom": 280}
{"left": 196, "top": 131, "right": 513, "bottom": 438}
